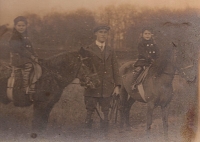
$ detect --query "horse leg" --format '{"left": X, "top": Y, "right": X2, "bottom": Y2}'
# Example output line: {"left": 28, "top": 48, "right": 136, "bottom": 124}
{"left": 118, "top": 86, "right": 128, "bottom": 131}
{"left": 146, "top": 102, "right": 155, "bottom": 133}
{"left": 32, "top": 101, "right": 54, "bottom": 134}
{"left": 161, "top": 105, "right": 169, "bottom": 140}
{"left": 124, "top": 97, "right": 135, "bottom": 131}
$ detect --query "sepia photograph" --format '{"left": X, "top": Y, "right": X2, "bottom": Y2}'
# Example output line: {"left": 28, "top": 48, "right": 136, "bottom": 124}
{"left": 0, "top": 0, "right": 199, "bottom": 141}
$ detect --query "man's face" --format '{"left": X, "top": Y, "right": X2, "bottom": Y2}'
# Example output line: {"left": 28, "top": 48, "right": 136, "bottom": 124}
{"left": 95, "top": 29, "right": 108, "bottom": 43}
{"left": 142, "top": 30, "right": 152, "bottom": 40}
{"left": 15, "top": 21, "right": 27, "bottom": 33}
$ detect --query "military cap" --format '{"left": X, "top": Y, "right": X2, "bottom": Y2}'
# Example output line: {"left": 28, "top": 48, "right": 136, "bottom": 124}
{"left": 94, "top": 23, "right": 110, "bottom": 33}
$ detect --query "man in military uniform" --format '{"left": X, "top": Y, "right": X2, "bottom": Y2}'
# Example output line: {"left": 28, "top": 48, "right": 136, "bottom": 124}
{"left": 83, "top": 24, "right": 121, "bottom": 129}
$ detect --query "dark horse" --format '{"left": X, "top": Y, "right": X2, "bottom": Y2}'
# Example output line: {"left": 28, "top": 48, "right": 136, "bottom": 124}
{"left": 0, "top": 47, "right": 98, "bottom": 134}
{"left": 119, "top": 46, "right": 196, "bottom": 138}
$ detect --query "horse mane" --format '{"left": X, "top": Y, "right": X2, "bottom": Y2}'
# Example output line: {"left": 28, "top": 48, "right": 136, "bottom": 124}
{"left": 42, "top": 51, "right": 79, "bottom": 68}
{"left": 40, "top": 50, "right": 81, "bottom": 81}
{"left": 148, "top": 49, "right": 173, "bottom": 77}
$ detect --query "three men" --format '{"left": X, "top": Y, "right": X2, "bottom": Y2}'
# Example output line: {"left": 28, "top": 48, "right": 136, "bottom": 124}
{"left": 83, "top": 24, "right": 121, "bottom": 129}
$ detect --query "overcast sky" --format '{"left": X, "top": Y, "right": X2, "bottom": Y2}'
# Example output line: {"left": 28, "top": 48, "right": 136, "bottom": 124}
{"left": 0, "top": 0, "right": 200, "bottom": 25}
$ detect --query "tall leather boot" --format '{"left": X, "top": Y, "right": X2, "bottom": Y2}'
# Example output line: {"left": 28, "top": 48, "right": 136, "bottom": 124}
{"left": 101, "top": 111, "right": 109, "bottom": 130}
{"left": 85, "top": 111, "right": 93, "bottom": 129}
{"left": 22, "top": 63, "right": 33, "bottom": 94}
{"left": 124, "top": 107, "right": 132, "bottom": 131}
{"left": 29, "top": 83, "right": 36, "bottom": 94}
{"left": 131, "top": 67, "right": 142, "bottom": 90}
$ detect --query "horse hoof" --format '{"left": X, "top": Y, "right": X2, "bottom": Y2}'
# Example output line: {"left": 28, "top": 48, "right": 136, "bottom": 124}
{"left": 30, "top": 133, "right": 37, "bottom": 138}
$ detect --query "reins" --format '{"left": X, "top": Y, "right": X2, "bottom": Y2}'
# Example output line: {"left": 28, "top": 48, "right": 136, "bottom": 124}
{"left": 72, "top": 55, "right": 99, "bottom": 87}
{"left": 180, "top": 64, "right": 194, "bottom": 70}
{"left": 71, "top": 55, "right": 97, "bottom": 85}
{"left": 74, "top": 55, "right": 88, "bottom": 78}
{"left": 71, "top": 55, "right": 88, "bottom": 85}
{"left": 161, "top": 62, "right": 194, "bottom": 78}
{"left": 162, "top": 72, "right": 178, "bottom": 76}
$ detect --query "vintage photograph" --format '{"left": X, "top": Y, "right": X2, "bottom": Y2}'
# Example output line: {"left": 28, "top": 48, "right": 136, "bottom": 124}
{"left": 0, "top": 0, "right": 199, "bottom": 141}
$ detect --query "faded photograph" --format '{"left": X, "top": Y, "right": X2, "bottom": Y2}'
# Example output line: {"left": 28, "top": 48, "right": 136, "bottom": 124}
{"left": 0, "top": 0, "right": 199, "bottom": 142}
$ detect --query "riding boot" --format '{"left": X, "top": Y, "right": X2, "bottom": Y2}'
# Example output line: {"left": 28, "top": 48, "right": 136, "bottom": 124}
{"left": 29, "top": 83, "right": 36, "bottom": 94}
{"left": 22, "top": 63, "right": 35, "bottom": 101}
{"left": 124, "top": 108, "right": 133, "bottom": 131}
{"left": 131, "top": 67, "right": 142, "bottom": 90}
{"left": 22, "top": 63, "right": 33, "bottom": 94}
{"left": 101, "top": 111, "right": 109, "bottom": 130}
{"left": 85, "top": 111, "right": 93, "bottom": 129}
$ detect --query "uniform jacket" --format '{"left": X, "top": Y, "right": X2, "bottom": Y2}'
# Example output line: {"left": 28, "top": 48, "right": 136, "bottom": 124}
{"left": 134, "top": 39, "right": 159, "bottom": 67}
{"left": 84, "top": 42, "right": 121, "bottom": 98}
{"left": 9, "top": 29, "right": 37, "bottom": 67}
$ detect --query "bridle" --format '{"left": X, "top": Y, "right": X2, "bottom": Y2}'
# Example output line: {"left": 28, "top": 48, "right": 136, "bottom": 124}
{"left": 179, "top": 64, "right": 194, "bottom": 75}
{"left": 160, "top": 47, "right": 194, "bottom": 78}
{"left": 73, "top": 54, "right": 100, "bottom": 88}
{"left": 74, "top": 55, "right": 89, "bottom": 78}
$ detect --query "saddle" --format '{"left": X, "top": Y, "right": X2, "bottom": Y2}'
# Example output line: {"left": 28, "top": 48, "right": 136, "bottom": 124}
{"left": 133, "top": 66, "right": 150, "bottom": 88}
{"left": 121, "top": 61, "right": 152, "bottom": 102}
{"left": 7, "top": 63, "right": 42, "bottom": 101}
{"left": 133, "top": 66, "right": 150, "bottom": 102}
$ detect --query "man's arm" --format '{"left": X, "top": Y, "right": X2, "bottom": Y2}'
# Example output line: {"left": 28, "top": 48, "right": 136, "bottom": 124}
{"left": 111, "top": 50, "right": 121, "bottom": 96}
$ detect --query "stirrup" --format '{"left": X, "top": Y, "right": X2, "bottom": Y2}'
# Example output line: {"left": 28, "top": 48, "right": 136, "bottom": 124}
{"left": 131, "top": 84, "right": 136, "bottom": 90}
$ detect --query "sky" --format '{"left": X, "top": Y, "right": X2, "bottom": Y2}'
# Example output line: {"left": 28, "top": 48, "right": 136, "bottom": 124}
{"left": 0, "top": 0, "right": 200, "bottom": 25}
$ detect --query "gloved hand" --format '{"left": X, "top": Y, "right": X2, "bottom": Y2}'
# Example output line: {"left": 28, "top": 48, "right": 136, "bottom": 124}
{"left": 31, "top": 55, "right": 38, "bottom": 63}
{"left": 112, "top": 86, "right": 120, "bottom": 97}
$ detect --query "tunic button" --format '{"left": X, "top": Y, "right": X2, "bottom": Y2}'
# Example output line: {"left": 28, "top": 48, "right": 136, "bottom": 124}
{"left": 26, "top": 45, "right": 29, "bottom": 47}
{"left": 153, "top": 51, "right": 155, "bottom": 53}
{"left": 104, "top": 72, "right": 106, "bottom": 73}
{"left": 149, "top": 51, "right": 151, "bottom": 53}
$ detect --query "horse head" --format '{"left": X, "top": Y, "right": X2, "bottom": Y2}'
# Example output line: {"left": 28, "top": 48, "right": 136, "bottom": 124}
{"left": 160, "top": 21, "right": 197, "bottom": 83}
{"left": 77, "top": 47, "right": 101, "bottom": 89}
{"left": 148, "top": 42, "right": 196, "bottom": 83}
{"left": 173, "top": 41, "right": 197, "bottom": 83}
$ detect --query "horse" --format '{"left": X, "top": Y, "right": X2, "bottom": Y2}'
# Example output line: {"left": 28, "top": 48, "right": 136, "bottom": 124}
{"left": 0, "top": 47, "right": 99, "bottom": 134}
{"left": 118, "top": 46, "right": 196, "bottom": 139}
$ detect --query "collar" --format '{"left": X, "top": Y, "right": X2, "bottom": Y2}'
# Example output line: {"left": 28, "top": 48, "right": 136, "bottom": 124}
{"left": 95, "top": 40, "right": 105, "bottom": 48}
{"left": 87, "top": 42, "right": 112, "bottom": 60}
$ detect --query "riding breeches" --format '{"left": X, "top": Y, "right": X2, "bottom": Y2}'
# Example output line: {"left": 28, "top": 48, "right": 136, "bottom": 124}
{"left": 22, "top": 63, "right": 33, "bottom": 91}
{"left": 84, "top": 96, "right": 112, "bottom": 121}
{"left": 132, "top": 66, "right": 143, "bottom": 87}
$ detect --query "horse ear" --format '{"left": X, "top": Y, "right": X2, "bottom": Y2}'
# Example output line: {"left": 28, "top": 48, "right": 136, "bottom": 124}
{"left": 79, "top": 47, "right": 91, "bottom": 57}
{"left": 80, "top": 47, "right": 83, "bottom": 52}
{"left": 79, "top": 47, "right": 85, "bottom": 56}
